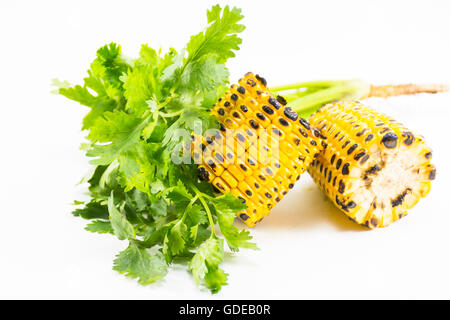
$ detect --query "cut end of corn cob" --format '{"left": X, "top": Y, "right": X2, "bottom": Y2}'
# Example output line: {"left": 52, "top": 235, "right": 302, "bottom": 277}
{"left": 308, "top": 101, "right": 436, "bottom": 228}
{"left": 193, "top": 72, "right": 322, "bottom": 227}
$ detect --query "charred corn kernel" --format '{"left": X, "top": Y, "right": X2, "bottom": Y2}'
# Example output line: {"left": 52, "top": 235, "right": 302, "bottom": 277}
{"left": 238, "top": 201, "right": 265, "bottom": 227}
{"left": 234, "top": 130, "right": 256, "bottom": 150}
{"left": 198, "top": 72, "right": 321, "bottom": 227}
{"left": 254, "top": 172, "right": 270, "bottom": 186}
{"left": 259, "top": 104, "right": 278, "bottom": 121}
{"left": 253, "top": 112, "right": 271, "bottom": 128}
{"left": 229, "top": 109, "right": 246, "bottom": 124}
{"left": 243, "top": 97, "right": 258, "bottom": 112}
{"left": 197, "top": 165, "right": 214, "bottom": 183}
{"left": 238, "top": 162, "right": 254, "bottom": 177}
{"left": 223, "top": 117, "right": 240, "bottom": 129}
{"left": 263, "top": 179, "right": 279, "bottom": 201}
{"left": 223, "top": 149, "right": 235, "bottom": 164}
{"left": 204, "top": 157, "right": 225, "bottom": 176}
{"left": 238, "top": 180, "right": 256, "bottom": 199}
{"left": 228, "top": 160, "right": 253, "bottom": 179}
{"left": 267, "top": 124, "right": 286, "bottom": 141}
{"left": 308, "top": 101, "right": 436, "bottom": 229}
{"left": 244, "top": 151, "right": 259, "bottom": 169}
{"left": 212, "top": 176, "right": 231, "bottom": 194}
{"left": 230, "top": 188, "right": 252, "bottom": 205}
{"left": 212, "top": 151, "right": 225, "bottom": 165}
{"left": 276, "top": 117, "right": 293, "bottom": 134}
{"left": 245, "top": 176, "right": 262, "bottom": 192}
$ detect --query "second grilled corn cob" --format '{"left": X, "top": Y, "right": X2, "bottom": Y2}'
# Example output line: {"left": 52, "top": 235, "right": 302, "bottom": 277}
{"left": 308, "top": 101, "right": 436, "bottom": 228}
{"left": 193, "top": 72, "right": 321, "bottom": 227}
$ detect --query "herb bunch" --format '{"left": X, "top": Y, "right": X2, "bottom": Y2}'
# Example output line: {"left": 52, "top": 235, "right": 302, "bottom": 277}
{"left": 56, "top": 5, "right": 257, "bottom": 293}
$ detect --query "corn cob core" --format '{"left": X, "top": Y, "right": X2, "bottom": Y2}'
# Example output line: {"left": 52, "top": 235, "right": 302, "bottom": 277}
{"left": 308, "top": 101, "right": 436, "bottom": 228}
{"left": 194, "top": 73, "right": 321, "bottom": 227}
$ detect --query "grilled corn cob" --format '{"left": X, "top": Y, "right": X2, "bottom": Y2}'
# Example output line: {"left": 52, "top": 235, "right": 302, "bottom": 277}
{"left": 308, "top": 101, "right": 436, "bottom": 228}
{"left": 193, "top": 72, "right": 322, "bottom": 227}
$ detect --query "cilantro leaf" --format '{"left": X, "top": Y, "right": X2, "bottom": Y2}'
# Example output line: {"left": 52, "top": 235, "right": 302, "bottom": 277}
{"left": 113, "top": 241, "right": 168, "bottom": 285}
{"left": 185, "top": 5, "right": 245, "bottom": 65}
{"left": 204, "top": 264, "right": 228, "bottom": 294}
{"left": 108, "top": 193, "right": 135, "bottom": 241}
{"left": 185, "top": 203, "right": 207, "bottom": 226}
{"left": 125, "top": 188, "right": 151, "bottom": 213}
{"left": 57, "top": 43, "right": 130, "bottom": 130}
{"left": 166, "top": 180, "right": 192, "bottom": 208}
{"left": 163, "top": 220, "right": 188, "bottom": 260}
{"left": 58, "top": 83, "right": 116, "bottom": 130}
{"left": 85, "top": 220, "right": 114, "bottom": 234}
{"left": 57, "top": 82, "right": 101, "bottom": 107}
{"left": 123, "top": 65, "right": 159, "bottom": 116}
{"left": 180, "top": 55, "right": 229, "bottom": 91}
{"left": 189, "top": 237, "right": 225, "bottom": 283}
{"left": 190, "top": 224, "right": 211, "bottom": 247}
{"left": 90, "top": 43, "right": 129, "bottom": 103}
{"left": 72, "top": 201, "right": 109, "bottom": 220}
{"left": 118, "top": 141, "right": 161, "bottom": 193}
{"left": 87, "top": 111, "right": 151, "bottom": 165}
{"left": 149, "top": 198, "right": 168, "bottom": 217}
{"left": 212, "top": 194, "right": 258, "bottom": 251}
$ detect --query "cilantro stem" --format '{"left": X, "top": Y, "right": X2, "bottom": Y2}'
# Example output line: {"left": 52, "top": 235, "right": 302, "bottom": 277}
{"left": 270, "top": 80, "right": 348, "bottom": 93}
{"left": 181, "top": 194, "right": 199, "bottom": 222}
{"left": 190, "top": 184, "right": 216, "bottom": 236}
{"left": 156, "top": 92, "right": 178, "bottom": 111}
{"left": 272, "top": 79, "right": 371, "bottom": 118}
{"left": 198, "top": 196, "right": 216, "bottom": 237}
{"left": 159, "top": 110, "right": 184, "bottom": 118}
{"left": 142, "top": 110, "right": 159, "bottom": 138}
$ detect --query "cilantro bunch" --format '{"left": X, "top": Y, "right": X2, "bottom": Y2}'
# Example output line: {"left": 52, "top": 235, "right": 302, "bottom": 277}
{"left": 56, "top": 5, "right": 257, "bottom": 293}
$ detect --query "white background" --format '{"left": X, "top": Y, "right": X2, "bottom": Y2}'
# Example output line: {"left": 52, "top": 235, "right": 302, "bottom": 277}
{"left": 1, "top": 0, "right": 449, "bottom": 299}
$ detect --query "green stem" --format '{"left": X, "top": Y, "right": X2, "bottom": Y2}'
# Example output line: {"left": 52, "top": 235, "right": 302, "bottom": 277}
{"left": 278, "top": 87, "right": 325, "bottom": 103}
{"left": 271, "top": 79, "right": 371, "bottom": 118}
{"left": 143, "top": 110, "right": 159, "bottom": 137}
{"left": 199, "top": 196, "right": 215, "bottom": 236}
{"left": 190, "top": 184, "right": 216, "bottom": 236}
{"left": 181, "top": 194, "right": 199, "bottom": 222}
{"left": 156, "top": 92, "right": 178, "bottom": 111}
{"left": 159, "top": 110, "right": 184, "bottom": 118}
{"left": 270, "top": 80, "right": 349, "bottom": 93}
